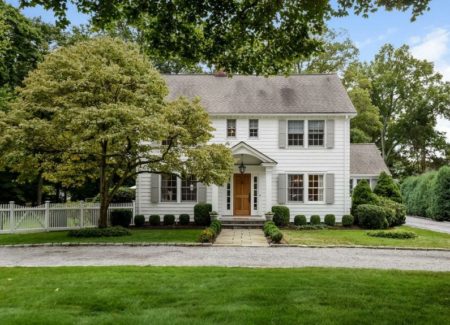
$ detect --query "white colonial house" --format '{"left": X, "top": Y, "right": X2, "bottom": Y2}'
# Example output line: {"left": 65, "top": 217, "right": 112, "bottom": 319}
{"left": 136, "top": 74, "right": 389, "bottom": 222}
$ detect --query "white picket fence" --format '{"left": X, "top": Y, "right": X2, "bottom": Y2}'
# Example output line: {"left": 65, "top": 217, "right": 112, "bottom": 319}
{"left": 0, "top": 201, "right": 135, "bottom": 233}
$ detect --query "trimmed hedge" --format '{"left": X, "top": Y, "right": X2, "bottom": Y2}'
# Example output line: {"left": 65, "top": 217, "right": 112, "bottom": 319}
{"left": 179, "top": 214, "right": 190, "bottom": 225}
{"left": 342, "top": 214, "right": 354, "bottom": 227}
{"left": 149, "top": 214, "right": 160, "bottom": 226}
{"left": 294, "top": 215, "right": 307, "bottom": 226}
{"left": 194, "top": 203, "right": 212, "bottom": 226}
{"left": 110, "top": 209, "right": 132, "bottom": 228}
{"left": 198, "top": 220, "right": 222, "bottom": 243}
{"left": 295, "top": 225, "right": 327, "bottom": 230}
{"left": 367, "top": 231, "right": 417, "bottom": 239}
{"left": 68, "top": 226, "right": 131, "bottom": 238}
{"left": 271, "top": 206, "right": 290, "bottom": 227}
{"left": 310, "top": 215, "right": 321, "bottom": 225}
{"left": 134, "top": 215, "right": 145, "bottom": 227}
{"left": 263, "top": 221, "right": 283, "bottom": 243}
{"left": 377, "top": 196, "right": 406, "bottom": 227}
{"left": 164, "top": 214, "right": 175, "bottom": 226}
{"left": 356, "top": 204, "right": 387, "bottom": 229}
{"left": 324, "top": 214, "right": 335, "bottom": 226}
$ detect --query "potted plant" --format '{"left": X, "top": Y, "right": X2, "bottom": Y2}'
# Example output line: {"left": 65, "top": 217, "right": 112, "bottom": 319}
{"left": 209, "top": 211, "right": 219, "bottom": 221}
{"left": 265, "top": 211, "right": 274, "bottom": 221}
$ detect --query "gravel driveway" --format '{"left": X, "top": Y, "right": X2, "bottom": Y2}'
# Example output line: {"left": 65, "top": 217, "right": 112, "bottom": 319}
{"left": 406, "top": 216, "right": 450, "bottom": 234}
{"left": 1, "top": 246, "right": 449, "bottom": 271}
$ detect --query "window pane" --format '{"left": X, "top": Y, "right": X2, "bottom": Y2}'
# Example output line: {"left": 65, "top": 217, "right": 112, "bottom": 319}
{"left": 253, "top": 176, "right": 258, "bottom": 210}
{"left": 288, "top": 174, "right": 304, "bottom": 202}
{"left": 227, "top": 119, "right": 236, "bottom": 137}
{"left": 308, "top": 120, "right": 324, "bottom": 146}
{"left": 308, "top": 174, "right": 324, "bottom": 201}
{"left": 161, "top": 174, "right": 177, "bottom": 202}
{"left": 288, "top": 120, "right": 304, "bottom": 146}
{"left": 181, "top": 176, "right": 197, "bottom": 202}
{"left": 249, "top": 119, "right": 258, "bottom": 137}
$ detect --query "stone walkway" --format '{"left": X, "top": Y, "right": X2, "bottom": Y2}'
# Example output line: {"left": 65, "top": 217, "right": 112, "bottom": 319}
{"left": 1, "top": 246, "right": 449, "bottom": 271}
{"left": 215, "top": 228, "right": 269, "bottom": 246}
{"left": 406, "top": 216, "right": 450, "bottom": 234}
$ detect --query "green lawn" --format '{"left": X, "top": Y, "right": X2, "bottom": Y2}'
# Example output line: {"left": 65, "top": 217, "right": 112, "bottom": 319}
{"left": 0, "top": 228, "right": 202, "bottom": 245}
{"left": 0, "top": 267, "right": 449, "bottom": 324}
{"left": 284, "top": 226, "right": 450, "bottom": 249}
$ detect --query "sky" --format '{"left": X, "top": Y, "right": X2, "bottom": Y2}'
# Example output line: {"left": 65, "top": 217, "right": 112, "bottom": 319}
{"left": 6, "top": 0, "right": 450, "bottom": 139}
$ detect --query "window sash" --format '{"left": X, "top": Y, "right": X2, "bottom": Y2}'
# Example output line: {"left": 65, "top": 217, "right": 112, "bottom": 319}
{"left": 308, "top": 174, "right": 324, "bottom": 201}
{"left": 308, "top": 120, "right": 325, "bottom": 146}
{"left": 181, "top": 176, "right": 197, "bottom": 202}
{"left": 161, "top": 174, "right": 177, "bottom": 202}
{"left": 249, "top": 119, "right": 258, "bottom": 137}
{"left": 288, "top": 120, "right": 304, "bottom": 146}
{"left": 227, "top": 119, "right": 236, "bottom": 137}
{"left": 288, "top": 174, "right": 304, "bottom": 202}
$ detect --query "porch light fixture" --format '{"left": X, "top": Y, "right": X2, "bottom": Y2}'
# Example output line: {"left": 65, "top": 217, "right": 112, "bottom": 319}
{"left": 239, "top": 154, "right": 246, "bottom": 174}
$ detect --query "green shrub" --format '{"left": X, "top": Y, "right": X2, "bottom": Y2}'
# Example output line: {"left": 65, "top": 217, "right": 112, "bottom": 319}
{"left": 194, "top": 203, "right": 212, "bottom": 226}
{"left": 198, "top": 228, "right": 215, "bottom": 243}
{"left": 324, "top": 214, "right": 335, "bottom": 226}
{"left": 271, "top": 206, "right": 290, "bottom": 227}
{"left": 373, "top": 171, "right": 402, "bottom": 203}
{"left": 294, "top": 215, "right": 307, "bottom": 226}
{"left": 310, "top": 215, "right": 321, "bottom": 225}
{"left": 149, "top": 214, "right": 160, "bottom": 226}
{"left": 367, "top": 231, "right": 417, "bottom": 239}
{"left": 401, "top": 171, "right": 437, "bottom": 219}
{"left": 377, "top": 196, "right": 406, "bottom": 227}
{"left": 210, "top": 220, "right": 222, "bottom": 234}
{"left": 110, "top": 209, "right": 132, "bottom": 227}
{"left": 356, "top": 204, "right": 387, "bottom": 229}
{"left": 179, "top": 214, "right": 190, "bottom": 225}
{"left": 429, "top": 166, "right": 450, "bottom": 221}
{"left": 342, "top": 214, "right": 354, "bottom": 227}
{"left": 295, "top": 225, "right": 327, "bottom": 230}
{"left": 68, "top": 226, "right": 131, "bottom": 238}
{"left": 263, "top": 221, "right": 283, "bottom": 243}
{"left": 163, "top": 214, "right": 175, "bottom": 226}
{"left": 134, "top": 215, "right": 145, "bottom": 227}
{"left": 351, "top": 180, "right": 379, "bottom": 222}
{"left": 110, "top": 187, "right": 135, "bottom": 203}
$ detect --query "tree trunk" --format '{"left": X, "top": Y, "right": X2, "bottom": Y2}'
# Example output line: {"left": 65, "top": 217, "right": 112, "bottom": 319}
{"left": 37, "top": 173, "right": 43, "bottom": 206}
{"left": 98, "top": 141, "right": 109, "bottom": 228}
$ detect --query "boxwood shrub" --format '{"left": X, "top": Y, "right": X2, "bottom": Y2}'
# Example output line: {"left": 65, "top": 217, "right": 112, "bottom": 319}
{"left": 357, "top": 204, "right": 387, "bottom": 229}
{"left": 194, "top": 203, "right": 212, "bottom": 226}
{"left": 310, "top": 215, "right": 321, "bottom": 225}
{"left": 271, "top": 205, "right": 290, "bottom": 227}
{"left": 198, "top": 220, "right": 222, "bottom": 243}
{"left": 68, "top": 226, "right": 131, "bottom": 238}
{"left": 367, "top": 231, "right": 417, "bottom": 239}
{"left": 149, "top": 214, "right": 160, "bottom": 226}
{"left": 164, "top": 214, "right": 175, "bottom": 226}
{"left": 342, "top": 214, "right": 354, "bottom": 227}
{"left": 294, "top": 215, "right": 307, "bottom": 226}
{"left": 263, "top": 221, "right": 283, "bottom": 243}
{"left": 324, "top": 214, "right": 335, "bottom": 226}
{"left": 179, "top": 214, "right": 190, "bottom": 225}
{"left": 377, "top": 196, "right": 406, "bottom": 227}
{"left": 110, "top": 209, "right": 132, "bottom": 228}
{"left": 134, "top": 215, "right": 145, "bottom": 227}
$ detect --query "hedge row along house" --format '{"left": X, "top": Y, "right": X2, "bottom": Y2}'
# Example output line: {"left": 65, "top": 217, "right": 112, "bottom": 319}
{"left": 136, "top": 74, "right": 390, "bottom": 222}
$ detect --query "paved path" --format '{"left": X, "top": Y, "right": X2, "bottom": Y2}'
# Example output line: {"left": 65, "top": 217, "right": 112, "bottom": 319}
{"left": 215, "top": 228, "right": 269, "bottom": 246}
{"left": 406, "top": 216, "right": 450, "bottom": 234}
{"left": 0, "top": 246, "right": 449, "bottom": 271}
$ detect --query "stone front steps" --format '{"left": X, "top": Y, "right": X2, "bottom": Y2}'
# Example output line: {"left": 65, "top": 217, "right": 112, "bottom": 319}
{"left": 218, "top": 216, "right": 266, "bottom": 229}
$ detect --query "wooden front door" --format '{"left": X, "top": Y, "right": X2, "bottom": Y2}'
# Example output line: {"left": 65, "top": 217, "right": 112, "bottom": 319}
{"left": 233, "top": 174, "right": 251, "bottom": 216}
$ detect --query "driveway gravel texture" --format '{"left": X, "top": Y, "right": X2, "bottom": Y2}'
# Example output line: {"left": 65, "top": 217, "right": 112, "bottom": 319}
{"left": 1, "top": 246, "right": 449, "bottom": 271}
{"left": 406, "top": 216, "right": 450, "bottom": 234}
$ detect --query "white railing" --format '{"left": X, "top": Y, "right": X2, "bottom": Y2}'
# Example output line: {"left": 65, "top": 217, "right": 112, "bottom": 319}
{"left": 0, "top": 201, "right": 135, "bottom": 233}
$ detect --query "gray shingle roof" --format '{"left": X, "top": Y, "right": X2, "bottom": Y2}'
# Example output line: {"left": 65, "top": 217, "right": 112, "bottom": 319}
{"left": 350, "top": 144, "right": 390, "bottom": 176}
{"left": 164, "top": 74, "right": 356, "bottom": 114}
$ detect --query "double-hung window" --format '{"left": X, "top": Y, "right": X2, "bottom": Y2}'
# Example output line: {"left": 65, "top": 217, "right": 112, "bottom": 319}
{"left": 288, "top": 174, "right": 304, "bottom": 202}
{"left": 161, "top": 174, "right": 177, "bottom": 202}
{"left": 288, "top": 120, "right": 304, "bottom": 146}
{"left": 181, "top": 176, "right": 197, "bottom": 202}
{"left": 308, "top": 120, "right": 325, "bottom": 146}
{"left": 308, "top": 174, "right": 324, "bottom": 201}
{"left": 249, "top": 119, "right": 258, "bottom": 138}
{"left": 227, "top": 119, "right": 236, "bottom": 137}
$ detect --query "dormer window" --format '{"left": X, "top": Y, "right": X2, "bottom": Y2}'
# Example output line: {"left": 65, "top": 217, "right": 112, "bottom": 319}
{"left": 227, "top": 119, "right": 236, "bottom": 137}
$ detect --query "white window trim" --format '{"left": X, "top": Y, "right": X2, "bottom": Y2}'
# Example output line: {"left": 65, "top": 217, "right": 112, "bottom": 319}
{"left": 287, "top": 173, "right": 305, "bottom": 203}
{"left": 307, "top": 119, "right": 326, "bottom": 148}
{"left": 287, "top": 120, "right": 306, "bottom": 148}
{"left": 227, "top": 119, "right": 237, "bottom": 138}
{"left": 159, "top": 176, "right": 198, "bottom": 204}
{"left": 307, "top": 173, "right": 325, "bottom": 203}
{"left": 249, "top": 119, "right": 259, "bottom": 139}
{"left": 285, "top": 172, "right": 327, "bottom": 204}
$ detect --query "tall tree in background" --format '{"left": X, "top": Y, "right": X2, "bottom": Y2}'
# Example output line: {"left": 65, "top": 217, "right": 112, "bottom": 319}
{"left": 19, "top": 0, "right": 431, "bottom": 74}
{"left": 1, "top": 38, "right": 234, "bottom": 227}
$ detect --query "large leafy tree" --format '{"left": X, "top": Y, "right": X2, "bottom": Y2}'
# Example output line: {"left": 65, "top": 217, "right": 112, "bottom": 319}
{"left": 1, "top": 38, "right": 234, "bottom": 227}
{"left": 19, "top": 0, "right": 431, "bottom": 74}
